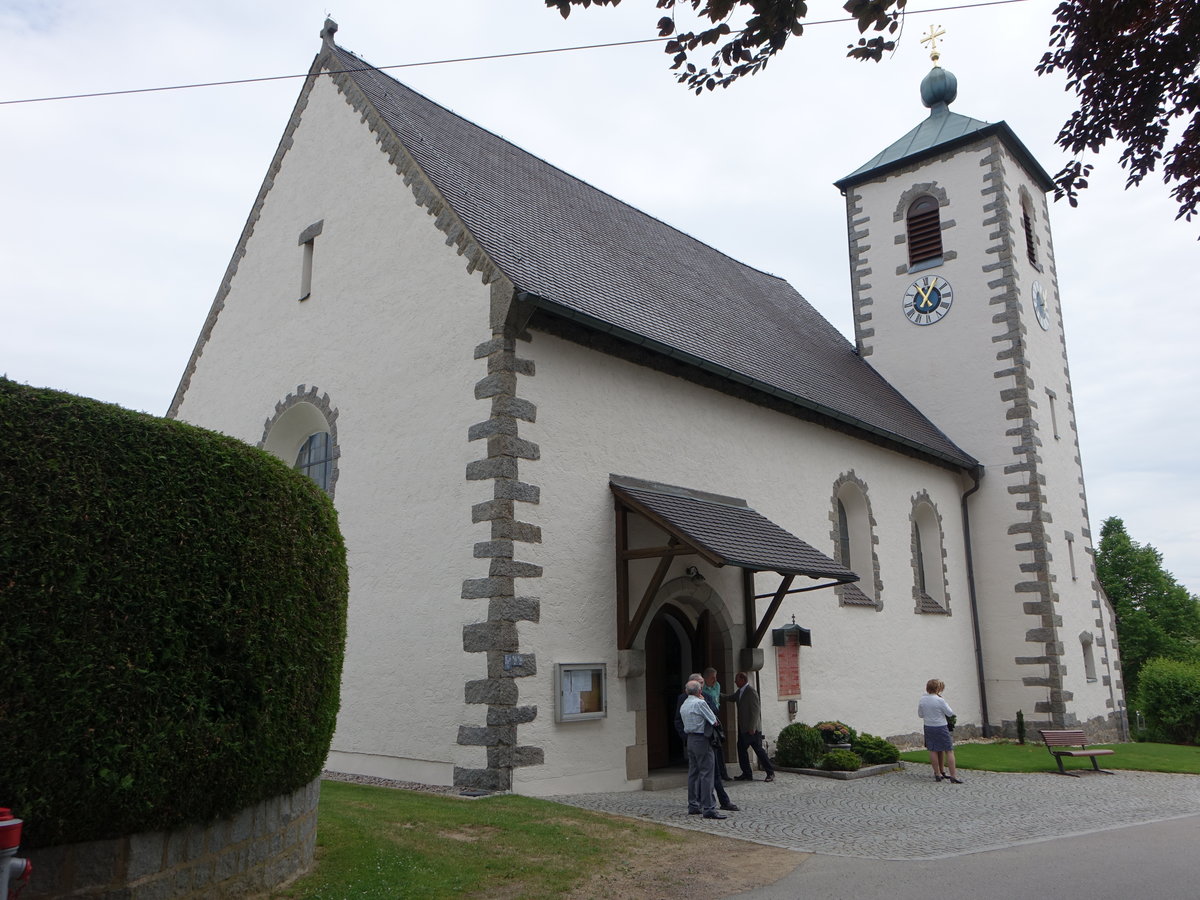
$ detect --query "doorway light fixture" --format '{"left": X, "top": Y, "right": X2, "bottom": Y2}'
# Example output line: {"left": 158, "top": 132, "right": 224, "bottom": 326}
{"left": 685, "top": 566, "right": 705, "bottom": 582}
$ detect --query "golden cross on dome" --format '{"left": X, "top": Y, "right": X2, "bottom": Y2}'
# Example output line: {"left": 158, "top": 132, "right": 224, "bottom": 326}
{"left": 921, "top": 24, "right": 946, "bottom": 65}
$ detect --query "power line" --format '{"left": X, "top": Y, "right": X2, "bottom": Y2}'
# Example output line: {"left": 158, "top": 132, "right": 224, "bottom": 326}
{"left": 0, "top": 0, "right": 1031, "bottom": 107}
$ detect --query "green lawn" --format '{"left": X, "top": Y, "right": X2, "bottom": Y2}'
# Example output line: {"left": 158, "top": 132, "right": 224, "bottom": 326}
{"left": 272, "top": 780, "right": 689, "bottom": 899}
{"left": 899, "top": 740, "right": 1200, "bottom": 774}
{"left": 278, "top": 745, "right": 1198, "bottom": 897}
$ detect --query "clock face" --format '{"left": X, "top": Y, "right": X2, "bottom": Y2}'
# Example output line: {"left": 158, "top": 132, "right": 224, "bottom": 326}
{"left": 1031, "top": 280, "right": 1050, "bottom": 330}
{"left": 903, "top": 275, "right": 953, "bottom": 326}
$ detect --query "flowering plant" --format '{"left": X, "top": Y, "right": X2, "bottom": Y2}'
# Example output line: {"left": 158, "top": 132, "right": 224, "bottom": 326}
{"left": 815, "top": 720, "right": 852, "bottom": 744}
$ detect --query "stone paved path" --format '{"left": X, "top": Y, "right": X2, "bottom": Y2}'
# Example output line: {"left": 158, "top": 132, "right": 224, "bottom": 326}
{"left": 548, "top": 764, "right": 1200, "bottom": 860}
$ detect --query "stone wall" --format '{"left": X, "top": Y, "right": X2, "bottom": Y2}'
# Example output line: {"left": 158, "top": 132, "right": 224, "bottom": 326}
{"left": 24, "top": 779, "right": 319, "bottom": 899}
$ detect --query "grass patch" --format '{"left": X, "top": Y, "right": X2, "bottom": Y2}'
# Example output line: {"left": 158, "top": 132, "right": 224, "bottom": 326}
{"left": 899, "top": 741, "right": 1200, "bottom": 774}
{"left": 272, "top": 780, "right": 687, "bottom": 899}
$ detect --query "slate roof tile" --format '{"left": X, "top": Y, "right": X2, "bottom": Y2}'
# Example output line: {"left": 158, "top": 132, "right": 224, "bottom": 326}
{"left": 329, "top": 43, "right": 977, "bottom": 469}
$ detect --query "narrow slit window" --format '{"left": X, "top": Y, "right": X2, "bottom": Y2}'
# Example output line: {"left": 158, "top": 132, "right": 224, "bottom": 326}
{"left": 1066, "top": 532, "right": 1077, "bottom": 580}
{"left": 906, "top": 196, "right": 943, "bottom": 268}
{"left": 837, "top": 499, "right": 852, "bottom": 569}
{"left": 1047, "top": 388, "right": 1060, "bottom": 440}
{"left": 1081, "top": 633, "right": 1098, "bottom": 682}
{"left": 297, "top": 219, "right": 324, "bottom": 302}
{"left": 300, "top": 240, "right": 314, "bottom": 300}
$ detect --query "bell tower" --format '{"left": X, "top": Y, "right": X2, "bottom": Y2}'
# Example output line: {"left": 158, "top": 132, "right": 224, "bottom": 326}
{"left": 834, "top": 32, "right": 1126, "bottom": 738}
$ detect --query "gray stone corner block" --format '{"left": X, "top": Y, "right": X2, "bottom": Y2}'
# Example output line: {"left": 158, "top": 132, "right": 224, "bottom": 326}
{"left": 471, "top": 499, "right": 514, "bottom": 523}
{"left": 489, "top": 746, "right": 545, "bottom": 768}
{"left": 466, "top": 457, "right": 519, "bottom": 481}
{"left": 463, "top": 621, "right": 519, "bottom": 652}
{"left": 618, "top": 648, "right": 646, "bottom": 679}
{"left": 487, "top": 434, "right": 541, "bottom": 460}
{"left": 493, "top": 479, "right": 541, "bottom": 503}
{"left": 453, "top": 766, "right": 511, "bottom": 792}
{"left": 461, "top": 576, "right": 515, "bottom": 599}
{"left": 474, "top": 337, "right": 513, "bottom": 359}
{"left": 474, "top": 372, "right": 517, "bottom": 400}
{"left": 489, "top": 558, "right": 543, "bottom": 579}
{"left": 464, "top": 677, "right": 519, "bottom": 705}
{"left": 488, "top": 705, "right": 538, "bottom": 726}
{"left": 475, "top": 539, "right": 515, "bottom": 559}
{"left": 488, "top": 595, "right": 541, "bottom": 622}
{"left": 491, "top": 395, "right": 537, "bottom": 423}
{"left": 489, "top": 650, "right": 537, "bottom": 678}
{"left": 492, "top": 520, "right": 542, "bottom": 543}
{"left": 468, "top": 418, "right": 519, "bottom": 441}
{"left": 739, "top": 647, "right": 765, "bottom": 673}
{"left": 487, "top": 353, "right": 536, "bottom": 377}
{"left": 457, "top": 725, "right": 516, "bottom": 747}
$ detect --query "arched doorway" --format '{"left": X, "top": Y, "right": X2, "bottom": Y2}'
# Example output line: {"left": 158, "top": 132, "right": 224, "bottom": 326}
{"left": 645, "top": 605, "right": 693, "bottom": 768}
{"left": 642, "top": 584, "right": 736, "bottom": 771}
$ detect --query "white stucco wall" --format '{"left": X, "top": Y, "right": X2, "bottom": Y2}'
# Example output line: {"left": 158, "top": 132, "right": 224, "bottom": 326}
{"left": 511, "top": 330, "right": 982, "bottom": 794}
{"left": 174, "top": 75, "right": 497, "bottom": 784}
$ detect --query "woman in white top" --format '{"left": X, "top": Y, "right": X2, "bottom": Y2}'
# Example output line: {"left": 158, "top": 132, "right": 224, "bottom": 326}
{"left": 917, "top": 678, "right": 962, "bottom": 783}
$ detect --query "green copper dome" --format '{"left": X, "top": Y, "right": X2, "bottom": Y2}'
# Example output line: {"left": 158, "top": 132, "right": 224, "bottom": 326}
{"left": 920, "top": 65, "right": 958, "bottom": 110}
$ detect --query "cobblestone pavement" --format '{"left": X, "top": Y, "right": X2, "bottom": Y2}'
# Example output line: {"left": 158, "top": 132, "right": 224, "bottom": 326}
{"left": 548, "top": 764, "right": 1200, "bottom": 860}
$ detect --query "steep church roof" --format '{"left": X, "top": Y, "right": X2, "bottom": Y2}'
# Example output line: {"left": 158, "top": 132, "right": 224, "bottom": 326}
{"left": 322, "top": 39, "right": 977, "bottom": 470}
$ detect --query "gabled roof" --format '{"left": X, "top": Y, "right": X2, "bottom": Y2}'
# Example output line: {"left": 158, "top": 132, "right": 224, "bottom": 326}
{"left": 835, "top": 90, "right": 1055, "bottom": 192}
{"left": 610, "top": 476, "right": 856, "bottom": 580}
{"left": 324, "top": 40, "right": 977, "bottom": 471}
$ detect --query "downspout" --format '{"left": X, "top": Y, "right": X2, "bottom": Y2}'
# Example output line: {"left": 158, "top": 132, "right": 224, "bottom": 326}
{"left": 961, "top": 465, "right": 992, "bottom": 736}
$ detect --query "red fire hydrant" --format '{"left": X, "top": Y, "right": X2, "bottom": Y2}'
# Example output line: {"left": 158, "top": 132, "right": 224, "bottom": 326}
{"left": 0, "top": 809, "right": 31, "bottom": 899}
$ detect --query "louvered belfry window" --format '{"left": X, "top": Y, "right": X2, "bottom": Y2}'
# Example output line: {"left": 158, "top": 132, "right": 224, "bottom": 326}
{"left": 906, "top": 196, "right": 943, "bottom": 267}
{"left": 1023, "top": 209, "right": 1038, "bottom": 266}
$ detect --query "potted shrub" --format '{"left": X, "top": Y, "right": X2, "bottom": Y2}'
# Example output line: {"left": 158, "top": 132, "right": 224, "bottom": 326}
{"left": 815, "top": 721, "right": 854, "bottom": 748}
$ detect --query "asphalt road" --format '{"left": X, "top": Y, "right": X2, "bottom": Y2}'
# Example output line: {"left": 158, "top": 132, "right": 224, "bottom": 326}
{"left": 728, "top": 813, "right": 1200, "bottom": 900}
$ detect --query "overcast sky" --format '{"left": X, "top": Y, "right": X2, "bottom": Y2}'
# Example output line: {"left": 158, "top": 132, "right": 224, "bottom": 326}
{"left": 3, "top": 0, "right": 1196, "bottom": 593}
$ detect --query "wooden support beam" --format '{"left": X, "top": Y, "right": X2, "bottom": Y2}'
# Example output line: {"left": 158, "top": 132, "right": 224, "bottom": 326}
{"left": 615, "top": 502, "right": 630, "bottom": 649}
{"left": 751, "top": 574, "right": 795, "bottom": 648}
{"left": 619, "top": 545, "right": 697, "bottom": 561}
{"left": 622, "top": 537, "right": 679, "bottom": 650}
{"left": 742, "top": 569, "right": 756, "bottom": 650}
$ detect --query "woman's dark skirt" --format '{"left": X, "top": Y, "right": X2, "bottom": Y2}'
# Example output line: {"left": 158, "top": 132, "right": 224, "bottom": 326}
{"left": 924, "top": 724, "right": 953, "bottom": 752}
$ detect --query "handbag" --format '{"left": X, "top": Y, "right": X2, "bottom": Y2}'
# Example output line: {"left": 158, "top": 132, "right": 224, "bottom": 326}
{"left": 706, "top": 720, "right": 726, "bottom": 748}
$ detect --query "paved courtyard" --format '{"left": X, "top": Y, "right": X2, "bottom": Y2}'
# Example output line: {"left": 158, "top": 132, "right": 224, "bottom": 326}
{"left": 548, "top": 764, "right": 1200, "bottom": 860}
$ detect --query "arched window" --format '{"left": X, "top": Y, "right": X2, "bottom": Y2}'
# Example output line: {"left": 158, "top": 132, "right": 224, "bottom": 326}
{"left": 906, "top": 195, "right": 943, "bottom": 268}
{"left": 260, "top": 386, "right": 340, "bottom": 498}
{"left": 832, "top": 476, "right": 880, "bottom": 608}
{"left": 912, "top": 499, "right": 949, "bottom": 613}
{"left": 295, "top": 431, "right": 334, "bottom": 491}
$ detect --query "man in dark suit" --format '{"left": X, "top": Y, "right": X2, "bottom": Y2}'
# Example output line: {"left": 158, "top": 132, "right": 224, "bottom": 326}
{"left": 724, "top": 671, "right": 775, "bottom": 782}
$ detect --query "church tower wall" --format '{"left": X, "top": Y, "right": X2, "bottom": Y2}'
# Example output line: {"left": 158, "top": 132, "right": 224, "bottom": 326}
{"left": 841, "top": 100, "right": 1124, "bottom": 737}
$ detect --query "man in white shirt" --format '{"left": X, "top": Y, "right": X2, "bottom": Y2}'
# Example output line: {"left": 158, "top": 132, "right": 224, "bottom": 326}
{"left": 679, "top": 679, "right": 726, "bottom": 819}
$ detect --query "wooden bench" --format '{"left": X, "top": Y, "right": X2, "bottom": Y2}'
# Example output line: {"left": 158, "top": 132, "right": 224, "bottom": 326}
{"left": 1039, "top": 729, "right": 1116, "bottom": 776}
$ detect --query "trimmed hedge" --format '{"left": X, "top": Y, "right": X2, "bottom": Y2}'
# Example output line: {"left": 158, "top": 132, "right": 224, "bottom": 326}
{"left": 852, "top": 732, "right": 900, "bottom": 764}
{"left": 1138, "top": 657, "right": 1200, "bottom": 745}
{"left": 774, "top": 723, "right": 826, "bottom": 768}
{"left": 820, "top": 748, "right": 862, "bottom": 772}
{"left": 0, "top": 380, "right": 348, "bottom": 848}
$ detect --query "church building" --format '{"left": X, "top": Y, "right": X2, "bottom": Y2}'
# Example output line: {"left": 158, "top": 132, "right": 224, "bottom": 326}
{"left": 170, "top": 20, "right": 1125, "bottom": 794}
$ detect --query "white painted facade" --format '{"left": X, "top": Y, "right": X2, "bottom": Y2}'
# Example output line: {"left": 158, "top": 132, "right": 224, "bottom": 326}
{"left": 172, "top": 37, "right": 1124, "bottom": 797}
